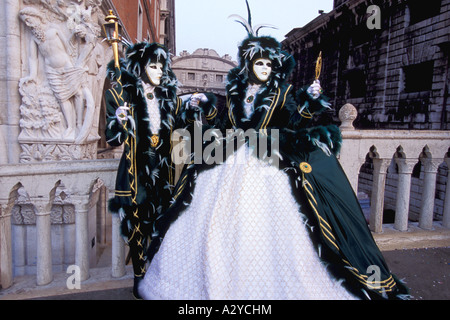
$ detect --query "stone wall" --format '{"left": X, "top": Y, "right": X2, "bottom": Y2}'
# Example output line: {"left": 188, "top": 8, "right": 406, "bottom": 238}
{"left": 334, "top": 0, "right": 350, "bottom": 9}
{"left": 283, "top": 0, "right": 450, "bottom": 130}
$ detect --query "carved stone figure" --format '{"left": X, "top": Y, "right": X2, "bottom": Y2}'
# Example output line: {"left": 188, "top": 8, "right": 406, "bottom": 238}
{"left": 18, "top": 0, "right": 109, "bottom": 162}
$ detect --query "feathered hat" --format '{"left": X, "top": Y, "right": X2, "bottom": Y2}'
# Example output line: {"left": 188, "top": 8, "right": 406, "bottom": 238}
{"left": 123, "top": 42, "right": 172, "bottom": 83}
{"left": 107, "top": 40, "right": 179, "bottom": 99}
{"left": 230, "top": 0, "right": 295, "bottom": 87}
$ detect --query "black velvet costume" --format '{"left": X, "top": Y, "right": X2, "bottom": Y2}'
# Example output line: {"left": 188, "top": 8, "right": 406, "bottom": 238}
{"left": 142, "top": 35, "right": 409, "bottom": 300}
{"left": 105, "top": 42, "right": 216, "bottom": 298}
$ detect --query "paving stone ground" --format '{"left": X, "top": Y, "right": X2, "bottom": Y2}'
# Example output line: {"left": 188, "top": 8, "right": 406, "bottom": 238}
{"left": 14, "top": 247, "right": 448, "bottom": 301}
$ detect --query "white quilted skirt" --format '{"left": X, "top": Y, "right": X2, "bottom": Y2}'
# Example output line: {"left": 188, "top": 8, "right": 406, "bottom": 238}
{"left": 139, "top": 145, "right": 356, "bottom": 300}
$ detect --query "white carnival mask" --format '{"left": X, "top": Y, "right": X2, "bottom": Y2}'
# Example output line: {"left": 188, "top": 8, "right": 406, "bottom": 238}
{"left": 146, "top": 62, "right": 164, "bottom": 86}
{"left": 253, "top": 58, "right": 272, "bottom": 82}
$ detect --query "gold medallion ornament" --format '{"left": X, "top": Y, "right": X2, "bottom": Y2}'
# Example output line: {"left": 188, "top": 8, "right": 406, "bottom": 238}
{"left": 299, "top": 162, "right": 312, "bottom": 174}
{"left": 151, "top": 134, "right": 159, "bottom": 148}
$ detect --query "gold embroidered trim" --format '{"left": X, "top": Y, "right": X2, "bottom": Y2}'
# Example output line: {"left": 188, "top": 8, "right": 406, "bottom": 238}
{"left": 300, "top": 166, "right": 398, "bottom": 293}
{"left": 227, "top": 97, "right": 237, "bottom": 128}
{"left": 279, "top": 85, "right": 292, "bottom": 110}
{"left": 206, "top": 107, "right": 218, "bottom": 120}
{"left": 260, "top": 88, "right": 281, "bottom": 135}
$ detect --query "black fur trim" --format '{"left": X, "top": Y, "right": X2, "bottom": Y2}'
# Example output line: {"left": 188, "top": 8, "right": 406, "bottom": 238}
{"left": 106, "top": 42, "right": 179, "bottom": 98}
{"left": 279, "top": 125, "right": 342, "bottom": 157}
{"left": 108, "top": 197, "right": 122, "bottom": 214}
{"left": 125, "top": 42, "right": 171, "bottom": 80}
{"left": 233, "top": 36, "right": 295, "bottom": 90}
{"left": 296, "top": 86, "right": 331, "bottom": 114}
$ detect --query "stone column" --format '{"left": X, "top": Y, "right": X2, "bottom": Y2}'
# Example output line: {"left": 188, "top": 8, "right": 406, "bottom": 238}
{"left": 111, "top": 213, "right": 126, "bottom": 278}
{"left": 443, "top": 157, "right": 450, "bottom": 228}
{"left": 338, "top": 104, "right": 360, "bottom": 193}
{"left": 419, "top": 158, "right": 442, "bottom": 230}
{"left": 73, "top": 196, "right": 90, "bottom": 282}
{"left": 394, "top": 158, "right": 416, "bottom": 232}
{"left": 34, "top": 201, "right": 53, "bottom": 286}
{"left": 97, "top": 187, "right": 107, "bottom": 245}
{"left": 370, "top": 158, "right": 390, "bottom": 233}
{"left": 4, "top": 0, "right": 22, "bottom": 163}
{"left": 0, "top": 203, "right": 13, "bottom": 289}
{"left": 110, "top": 191, "right": 126, "bottom": 278}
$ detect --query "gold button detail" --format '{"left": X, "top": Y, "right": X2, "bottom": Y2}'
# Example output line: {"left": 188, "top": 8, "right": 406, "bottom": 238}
{"left": 299, "top": 162, "right": 312, "bottom": 174}
{"left": 151, "top": 135, "right": 159, "bottom": 148}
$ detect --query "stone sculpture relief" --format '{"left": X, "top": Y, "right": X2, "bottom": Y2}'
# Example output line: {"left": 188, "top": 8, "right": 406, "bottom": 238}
{"left": 18, "top": 0, "right": 110, "bottom": 162}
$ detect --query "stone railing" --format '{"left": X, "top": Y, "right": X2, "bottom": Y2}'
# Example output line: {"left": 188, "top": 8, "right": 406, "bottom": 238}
{"left": 0, "top": 159, "right": 125, "bottom": 290}
{"left": 338, "top": 104, "right": 450, "bottom": 233}
{"left": 1, "top": 104, "right": 449, "bottom": 291}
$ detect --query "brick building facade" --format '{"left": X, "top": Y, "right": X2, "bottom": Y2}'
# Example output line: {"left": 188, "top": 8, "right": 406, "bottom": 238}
{"left": 109, "top": 0, "right": 176, "bottom": 53}
{"left": 282, "top": 0, "right": 450, "bottom": 130}
{"left": 98, "top": 0, "right": 176, "bottom": 152}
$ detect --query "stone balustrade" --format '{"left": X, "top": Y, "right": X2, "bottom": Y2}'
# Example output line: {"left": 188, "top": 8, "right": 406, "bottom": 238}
{"left": 338, "top": 104, "right": 450, "bottom": 233}
{"left": 0, "top": 159, "right": 123, "bottom": 289}
{"left": 1, "top": 104, "right": 449, "bottom": 291}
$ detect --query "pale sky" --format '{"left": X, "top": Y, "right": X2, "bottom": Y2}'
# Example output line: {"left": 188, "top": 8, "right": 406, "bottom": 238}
{"left": 175, "top": 0, "right": 334, "bottom": 58}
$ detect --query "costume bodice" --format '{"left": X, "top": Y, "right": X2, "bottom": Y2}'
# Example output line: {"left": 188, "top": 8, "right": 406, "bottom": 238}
{"left": 142, "top": 82, "right": 161, "bottom": 135}
{"left": 226, "top": 83, "right": 295, "bottom": 132}
{"left": 243, "top": 84, "right": 262, "bottom": 119}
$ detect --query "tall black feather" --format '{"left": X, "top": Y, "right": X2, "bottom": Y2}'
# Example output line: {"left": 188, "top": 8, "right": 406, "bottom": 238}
{"left": 245, "top": 0, "right": 252, "bottom": 30}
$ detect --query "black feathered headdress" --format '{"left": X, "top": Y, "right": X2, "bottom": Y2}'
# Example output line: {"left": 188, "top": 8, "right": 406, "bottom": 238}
{"left": 229, "top": 0, "right": 295, "bottom": 89}
{"left": 109, "top": 41, "right": 179, "bottom": 93}
{"left": 107, "top": 42, "right": 179, "bottom": 99}
{"left": 124, "top": 42, "right": 171, "bottom": 83}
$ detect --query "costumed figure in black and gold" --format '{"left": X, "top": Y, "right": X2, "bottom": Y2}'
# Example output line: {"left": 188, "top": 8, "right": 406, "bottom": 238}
{"left": 105, "top": 42, "right": 216, "bottom": 299}
{"left": 138, "top": 2, "right": 409, "bottom": 300}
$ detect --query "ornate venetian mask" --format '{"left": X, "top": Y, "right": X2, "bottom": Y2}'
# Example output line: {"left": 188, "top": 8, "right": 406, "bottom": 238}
{"left": 252, "top": 58, "right": 272, "bottom": 82}
{"left": 145, "top": 62, "right": 163, "bottom": 86}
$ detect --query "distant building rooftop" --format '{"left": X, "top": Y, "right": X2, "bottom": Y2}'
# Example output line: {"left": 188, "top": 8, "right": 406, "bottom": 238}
{"left": 172, "top": 48, "right": 237, "bottom": 97}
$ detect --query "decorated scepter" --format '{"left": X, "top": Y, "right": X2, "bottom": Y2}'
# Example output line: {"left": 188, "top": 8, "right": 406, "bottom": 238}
{"left": 313, "top": 51, "right": 323, "bottom": 96}
{"left": 315, "top": 51, "right": 323, "bottom": 81}
{"left": 299, "top": 50, "right": 329, "bottom": 119}
{"left": 103, "top": 10, "right": 125, "bottom": 105}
